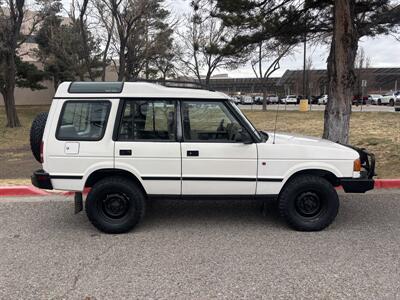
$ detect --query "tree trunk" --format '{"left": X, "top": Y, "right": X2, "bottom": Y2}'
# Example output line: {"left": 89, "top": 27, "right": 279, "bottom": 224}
{"left": 118, "top": 41, "right": 126, "bottom": 81}
{"left": 263, "top": 87, "right": 267, "bottom": 111}
{"left": 3, "top": 54, "right": 21, "bottom": 128}
{"left": 2, "top": 89, "right": 21, "bottom": 128}
{"left": 323, "top": 0, "right": 357, "bottom": 144}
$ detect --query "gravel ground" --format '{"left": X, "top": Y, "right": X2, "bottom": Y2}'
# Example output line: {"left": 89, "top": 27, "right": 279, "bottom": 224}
{"left": 1, "top": 190, "right": 400, "bottom": 299}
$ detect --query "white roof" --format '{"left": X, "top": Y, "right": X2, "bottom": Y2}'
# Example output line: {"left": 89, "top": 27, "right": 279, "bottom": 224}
{"left": 54, "top": 82, "right": 230, "bottom": 100}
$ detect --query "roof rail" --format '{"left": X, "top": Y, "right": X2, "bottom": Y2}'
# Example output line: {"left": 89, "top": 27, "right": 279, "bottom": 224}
{"left": 129, "top": 79, "right": 215, "bottom": 91}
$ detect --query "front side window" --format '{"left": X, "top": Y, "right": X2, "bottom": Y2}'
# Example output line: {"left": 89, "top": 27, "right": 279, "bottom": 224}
{"left": 182, "top": 101, "right": 245, "bottom": 142}
{"left": 57, "top": 101, "right": 110, "bottom": 141}
{"left": 118, "top": 100, "right": 176, "bottom": 141}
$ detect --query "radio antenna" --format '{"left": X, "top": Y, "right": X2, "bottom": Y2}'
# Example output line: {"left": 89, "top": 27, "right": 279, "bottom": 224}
{"left": 272, "top": 98, "right": 280, "bottom": 144}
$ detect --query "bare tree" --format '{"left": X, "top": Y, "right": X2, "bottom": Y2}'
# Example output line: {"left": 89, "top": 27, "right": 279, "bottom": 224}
{"left": 177, "top": 0, "right": 246, "bottom": 88}
{"left": 251, "top": 41, "right": 292, "bottom": 110}
{"left": 101, "top": 0, "right": 148, "bottom": 81}
{"left": 92, "top": 0, "right": 114, "bottom": 81}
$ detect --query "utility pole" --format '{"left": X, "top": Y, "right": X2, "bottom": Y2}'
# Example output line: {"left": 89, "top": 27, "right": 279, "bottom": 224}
{"left": 303, "top": 33, "right": 307, "bottom": 99}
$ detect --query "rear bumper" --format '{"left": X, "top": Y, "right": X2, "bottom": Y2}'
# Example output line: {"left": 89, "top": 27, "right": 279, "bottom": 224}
{"left": 340, "top": 177, "right": 374, "bottom": 193}
{"left": 31, "top": 169, "right": 53, "bottom": 190}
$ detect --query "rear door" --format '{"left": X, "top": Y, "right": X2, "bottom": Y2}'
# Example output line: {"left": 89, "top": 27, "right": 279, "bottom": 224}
{"left": 180, "top": 100, "right": 258, "bottom": 195}
{"left": 114, "top": 99, "right": 181, "bottom": 195}
{"left": 45, "top": 99, "right": 115, "bottom": 190}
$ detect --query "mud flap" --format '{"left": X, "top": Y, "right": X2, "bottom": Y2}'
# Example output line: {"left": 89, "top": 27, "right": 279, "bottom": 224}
{"left": 74, "top": 192, "right": 83, "bottom": 214}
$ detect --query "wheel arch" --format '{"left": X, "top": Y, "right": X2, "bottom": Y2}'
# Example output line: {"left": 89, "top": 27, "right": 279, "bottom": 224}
{"left": 282, "top": 168, "right": 340, "bottom": 189}
{"left": 85, "top": 168, "right": 147, "bottom": 196}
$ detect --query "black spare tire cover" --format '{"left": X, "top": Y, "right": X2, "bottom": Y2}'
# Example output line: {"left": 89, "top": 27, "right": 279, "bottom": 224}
{"left": 30, "top": 112, "right": 48, "bottom": 163}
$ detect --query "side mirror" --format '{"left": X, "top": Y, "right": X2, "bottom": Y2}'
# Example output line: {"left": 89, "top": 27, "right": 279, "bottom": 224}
{"left": 236, "top": 129, "right": 253, "bottom": 144}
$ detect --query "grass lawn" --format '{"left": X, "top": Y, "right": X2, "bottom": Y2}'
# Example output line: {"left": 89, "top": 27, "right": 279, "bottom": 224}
{"left": 0, "top": 105, "right": 399, "bottom": 184}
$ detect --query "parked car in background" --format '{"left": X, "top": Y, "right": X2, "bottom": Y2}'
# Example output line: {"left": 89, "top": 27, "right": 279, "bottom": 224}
{"left": 318, "top": 95, "right": 328, "bottom": 105}
{"left": 254, "top": 95, "right": 263, "bottom": 104}
{"left": 381, "top": 92, "right": 399, "bottom": 106}
{"left": 267, "top": 94, "right": 279, "bottom": 104}
{"left": 254, "top": 94, "right": 279, "bottom": 105}
{"left": 241, "top": 95, "right": 254, "bottom": 105}
{"left": 280, "top": 95, "right": 298, "bottom": 104}
{"left": 352, "top": 95, "right": 368, "bottom": 105}
{"left": 368, "top": 94, "right": 383, "bottom": 105}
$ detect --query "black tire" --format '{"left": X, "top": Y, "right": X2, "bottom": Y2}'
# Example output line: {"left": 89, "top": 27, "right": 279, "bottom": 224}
{"left": 85, "top": 176, "right": 146, "bottom": 234}
{"left": 30, "top": 112, "right": 48, "bottom": 162}
{"left": 389, "top": 99, "right": 394, "bottom": 106}
{"left": 278, "top": 175, "right": 339, "bottom": 231}
{"left": 378, "top": 99, "right": 382, "bottom": 105}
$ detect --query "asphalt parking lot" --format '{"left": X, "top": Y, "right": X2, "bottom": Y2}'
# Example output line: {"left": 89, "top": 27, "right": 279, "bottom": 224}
{"left": 1, "top": 190, "right": 400, "bottom": 299}
{"left": 239, "top": 104, "right": 397, "bottom": 112}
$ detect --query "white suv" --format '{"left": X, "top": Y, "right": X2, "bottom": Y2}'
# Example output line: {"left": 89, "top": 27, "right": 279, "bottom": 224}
{"left": 30, "top": 82, "right": 375, "bottom": 233}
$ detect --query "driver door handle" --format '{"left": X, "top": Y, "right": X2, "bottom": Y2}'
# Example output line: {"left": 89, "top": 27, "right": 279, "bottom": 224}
{"left": 187, "top": 150, "right": 199, "bottom": 157}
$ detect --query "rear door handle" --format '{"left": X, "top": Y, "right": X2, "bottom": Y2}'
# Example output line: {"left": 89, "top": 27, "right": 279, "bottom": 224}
{"left": 187, "top": 150, "right": 199, "bottom": 157}
{"left": 120, "top": 149, "right": 132, "bottom": 156}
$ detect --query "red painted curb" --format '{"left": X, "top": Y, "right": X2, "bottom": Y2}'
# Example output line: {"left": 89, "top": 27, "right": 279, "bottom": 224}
{"left": 0, "top": 180, "right": 399, "bottom": 197}
{"left": 374, "top": 179, "right": 400, "bottom": 189}
{"left": 0, "top": 186, "right": 49, "bottom": 197}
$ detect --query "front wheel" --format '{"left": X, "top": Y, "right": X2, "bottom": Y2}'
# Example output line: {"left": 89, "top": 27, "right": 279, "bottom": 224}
{"left": 278, "top": 175, "right": 339, "bottom": 231}
{"left": 390, "top": 99, "right": 394, "bottom": 106}
{"left": 85, "top": 176, "right": 146, "bottom": 234}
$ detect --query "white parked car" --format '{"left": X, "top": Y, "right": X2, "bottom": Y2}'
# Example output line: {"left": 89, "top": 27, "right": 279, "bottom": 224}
{"left": 30, "top": 82, "right": 375, "bottom": 233}
{"left": 318, "top": 95, "right": 328, "bottom": 105}
{"left": 380, "top": 92, "right": 399, "bottom": 106}
{"left": 241, "top": 95, "right": 254, "bottom": 105}
{"left": 280, "top": 95, "right": 298, "bottom": 104}
{"left": 368, "top": 94, "right": 383, "bottom": 105}
{"left": 267, "top": 94, "right": 279, "bottom": 104}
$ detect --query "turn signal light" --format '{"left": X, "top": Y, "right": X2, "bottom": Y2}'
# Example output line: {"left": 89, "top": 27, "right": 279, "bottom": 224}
{"left": 353, "top": 159, "right": 361, "bottom": 172}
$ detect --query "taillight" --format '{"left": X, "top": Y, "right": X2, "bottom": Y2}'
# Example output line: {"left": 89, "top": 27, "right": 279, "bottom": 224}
{"left": 40, "top": 141, "right": 44, "bottom": 163}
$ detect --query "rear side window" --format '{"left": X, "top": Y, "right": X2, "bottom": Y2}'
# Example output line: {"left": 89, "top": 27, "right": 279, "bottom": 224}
{"left": 117, "top": 100, "right": 176, "bottom": 141}
{"left": 56, "top": 101, "right": 111, "bottom": 141}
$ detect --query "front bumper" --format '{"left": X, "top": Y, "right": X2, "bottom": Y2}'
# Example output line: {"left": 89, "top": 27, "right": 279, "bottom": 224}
{"left": 339, "top": 145, "right": 376, "bottom": 193}
{"left": 340, "top": 176, "right": 374, "bottom": 193}
{"left": 31, "top": 169, "right": 53, "bottom": 190}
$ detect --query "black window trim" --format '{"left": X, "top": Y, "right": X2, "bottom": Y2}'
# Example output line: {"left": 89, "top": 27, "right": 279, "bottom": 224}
{"left": 179, "top": 99, "right": 259, "bottom": 144}
{"left": 56, "top": 100, "right": 112, "bottom": 142}
{"left": 114, "top": 98, "right": 179, "bottom": 143}
{"left": 112, "top": 97, "right": 261, "bottom": 144}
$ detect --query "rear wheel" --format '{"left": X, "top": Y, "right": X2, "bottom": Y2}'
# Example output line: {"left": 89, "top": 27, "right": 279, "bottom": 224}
{"left": 278, "top": 175, "right": 339, "bottom": 231}
{"left": 85, "top": 176, "right": 146, "bottom": 234}
{"left": 390, "top": 99, "right": 394, "bottom": 106}
{"left": 378, "top": 99, "right": 382, "bottom": 105}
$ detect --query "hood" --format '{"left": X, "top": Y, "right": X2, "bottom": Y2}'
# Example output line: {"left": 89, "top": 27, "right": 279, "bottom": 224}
{"left": 264, "top": 131, "right": 352, "bottom": 151}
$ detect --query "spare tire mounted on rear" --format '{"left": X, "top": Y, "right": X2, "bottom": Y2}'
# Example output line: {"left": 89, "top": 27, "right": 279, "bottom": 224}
{"left": 30, "top": 112, "right": 48, "bottom": 163}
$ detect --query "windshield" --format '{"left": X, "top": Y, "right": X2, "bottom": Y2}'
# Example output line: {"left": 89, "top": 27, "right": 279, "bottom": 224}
{"left": 229, "top": 101, "right": 262, "bottom": 141}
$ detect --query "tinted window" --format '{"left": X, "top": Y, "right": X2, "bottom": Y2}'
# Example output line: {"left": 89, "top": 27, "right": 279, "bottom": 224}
{"left": 57, "top": 101, "right": 110, "bottom": 141}
{"left": 182, "top": 101, "right": 243, "bottom": 142}
{"left": 118, "top": 100, "right": 176, "bottom": 141}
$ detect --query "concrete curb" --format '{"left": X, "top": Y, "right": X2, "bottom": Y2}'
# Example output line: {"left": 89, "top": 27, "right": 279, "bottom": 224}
{"left": 0, "top": 180, "right": 400, "bottom": 197}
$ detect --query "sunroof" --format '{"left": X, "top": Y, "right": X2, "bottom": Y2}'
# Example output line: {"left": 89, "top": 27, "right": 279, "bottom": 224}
{"left": 69, "top": 82, "right": 124, "bottom": 93}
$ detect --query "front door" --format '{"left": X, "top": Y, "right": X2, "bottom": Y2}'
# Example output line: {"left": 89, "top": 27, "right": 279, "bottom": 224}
{"left": 180, "top": 100, "right": 258, "bottom": 195}
{"left": 114, "top": 99, "right": 181, "bottom": 195}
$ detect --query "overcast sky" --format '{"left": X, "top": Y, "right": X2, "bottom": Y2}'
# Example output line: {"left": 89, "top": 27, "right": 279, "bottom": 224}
{"left": 62, "top": 0, "right": 400, "bottom": 78}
